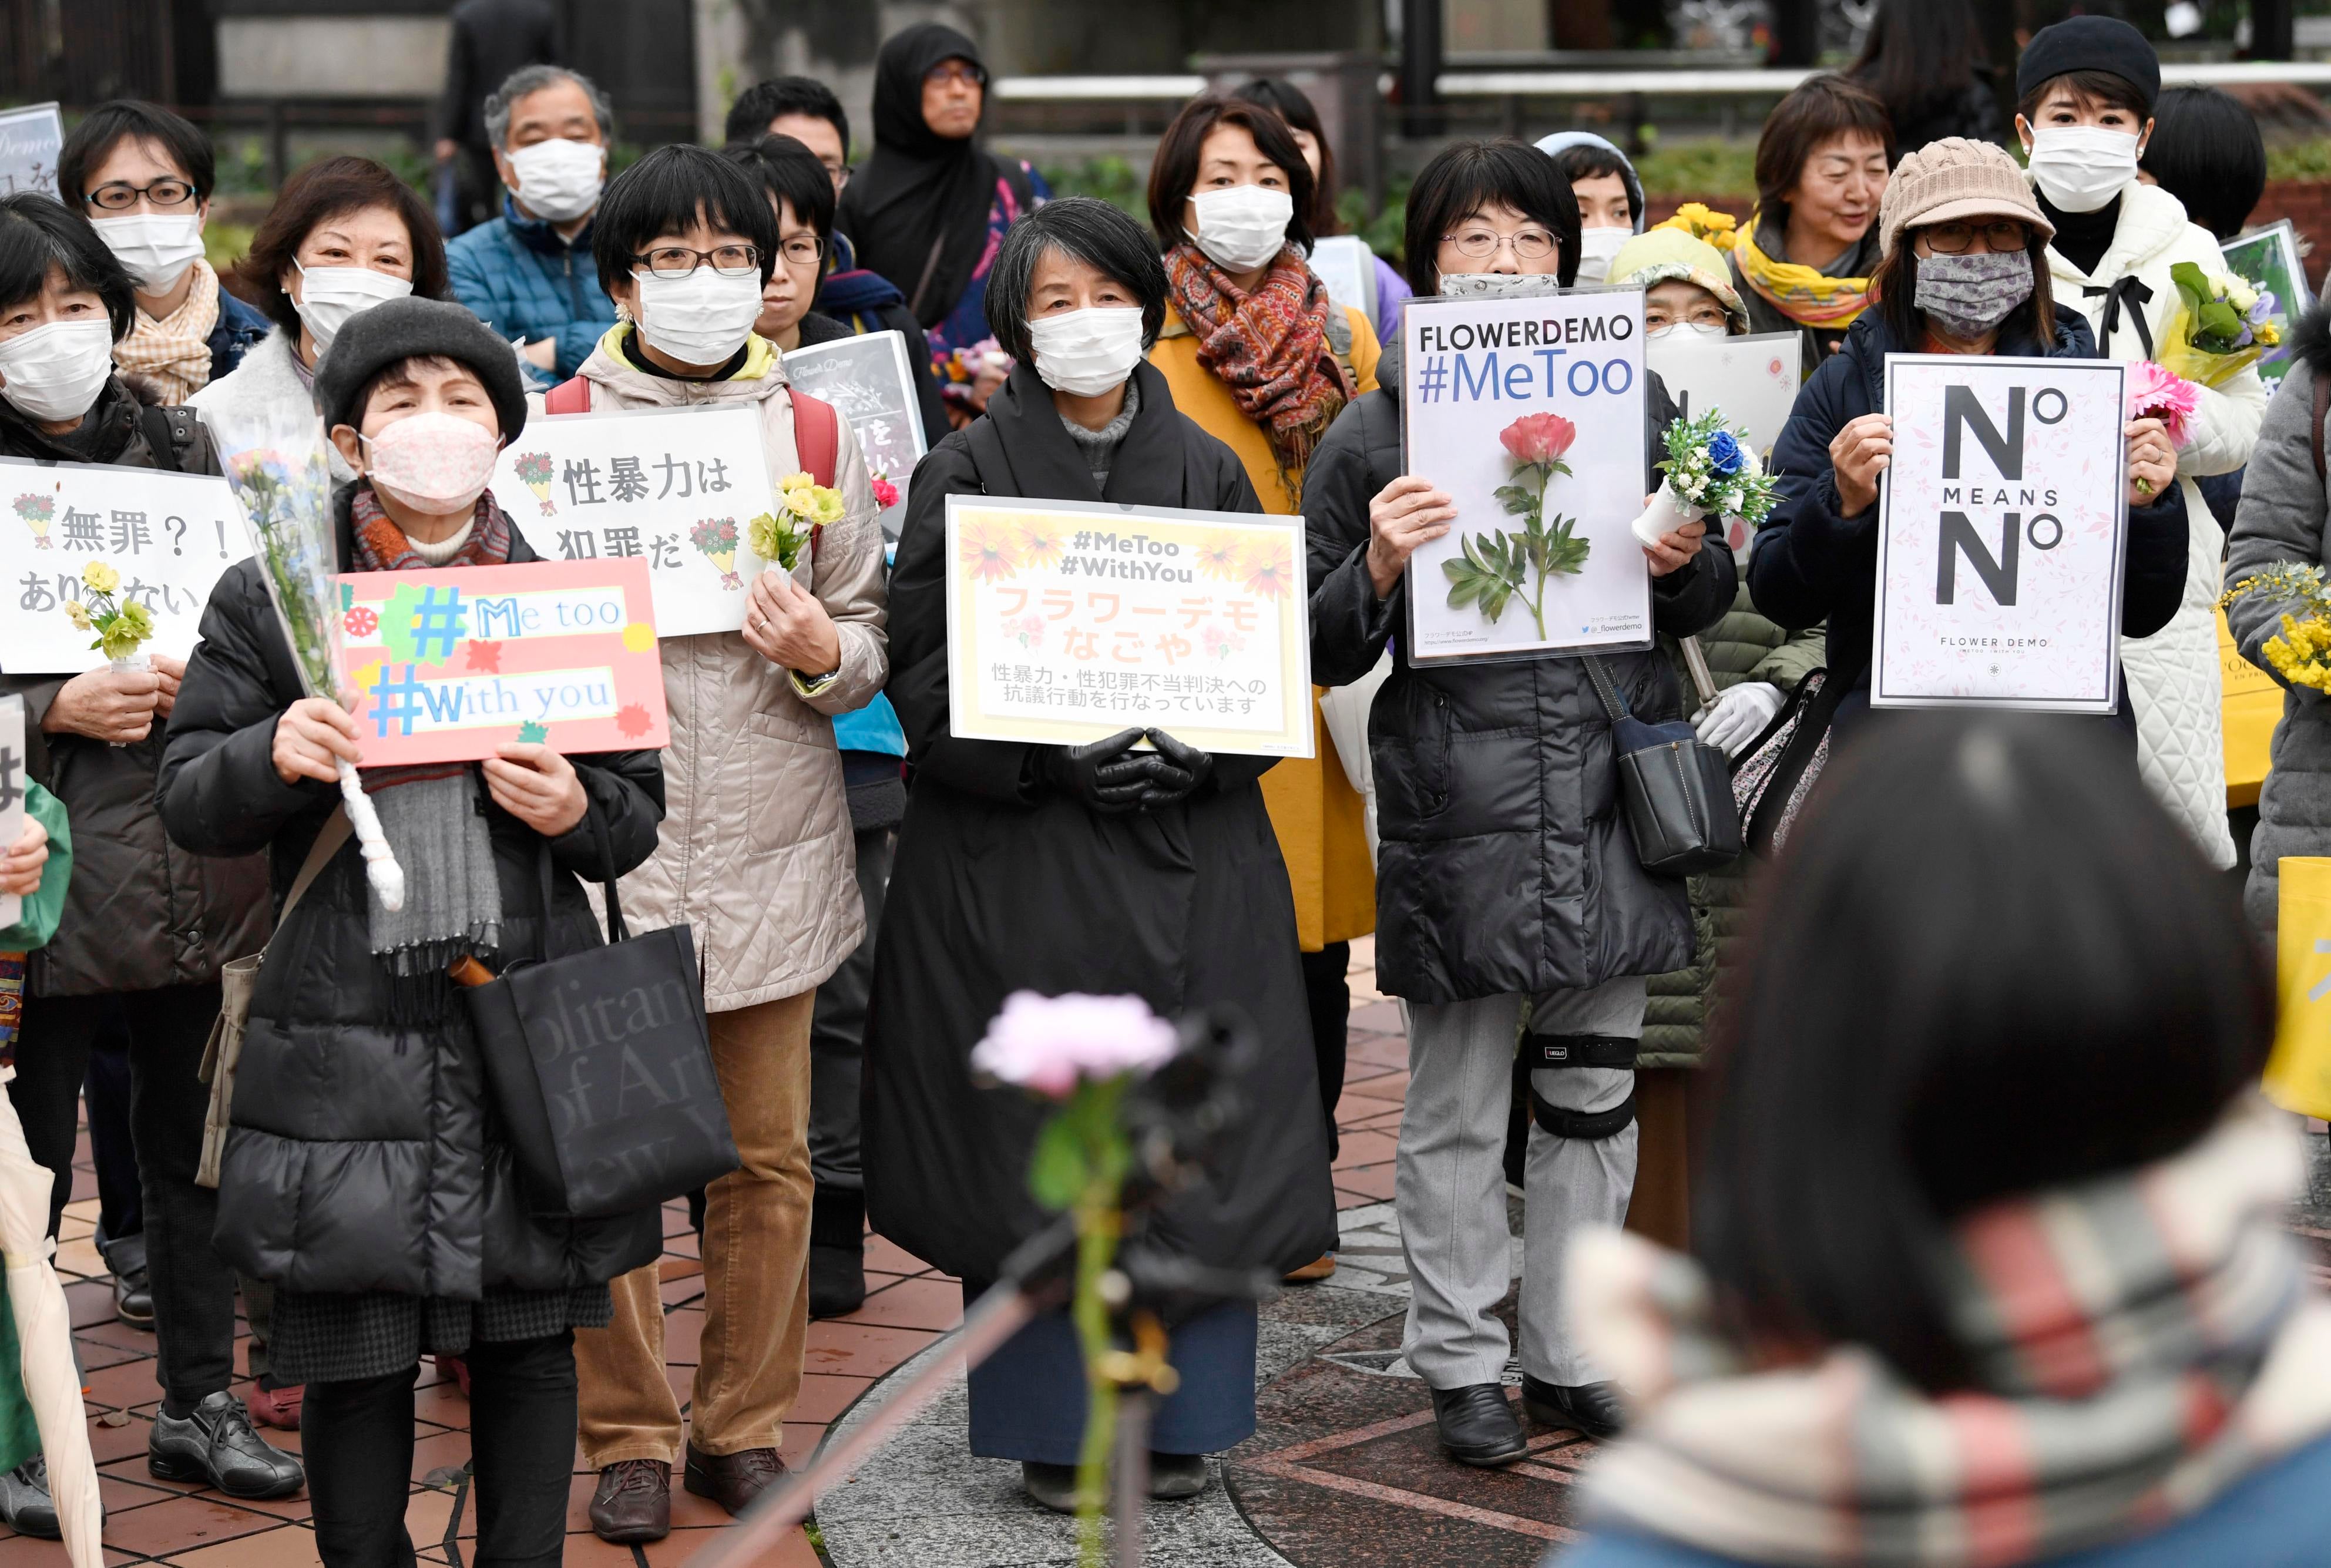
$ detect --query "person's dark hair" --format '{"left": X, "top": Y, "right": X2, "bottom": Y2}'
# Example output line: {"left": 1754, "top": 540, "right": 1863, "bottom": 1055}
{"left": 1752, "top": 75, "right": 1896, "bottom": 237}
{"left": 723, "top": 76, "right": 851, "bottom": 157}
{"left": 2016, "top": 68, "right": 2151, "bottom": 125}
{"left": 985, "top": 197, "right": 1168, "bottom": 367}
{"left": 1146, "top": 93, "right": 1317, "bottom": 258}
{"left": 1869, "top": 225, "right": 2055, "bottom": 347}
{"left": 484, "top": 64, "right": 614, "bottom": 147}
{"left": 1232, "top": 77, "right": 1340, "bottom": 236}
{"left": 1545, "top": 142, "right": 1640, "bottom": 225}
{"left": 230, "top": 156, "right": 447, "bottom": 335}
{"left": 1698, "top": 714, "right": 2273, "bottom": 1394}
{"left": 0, "top": 194, "right": 136, "bottom": 341}
{"left": 593, "top": 143, "right": 782, "bottom": 296}
{"left": 722, "top": 135, "right": 837, "bottom": 241}
{"left": 2142, "top": 86, "right": 2266, "bottom": 240}
{"left": 1849, "top": 0, "right": 1989, "bottom": 144}
{"left": 58, "top": 99, "right": 216, "bottom": 210}
{"left": 1400, "top": 139, "right": 1581, "bottom": 296}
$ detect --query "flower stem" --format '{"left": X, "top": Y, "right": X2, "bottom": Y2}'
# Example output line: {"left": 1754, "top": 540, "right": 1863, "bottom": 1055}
{"left": 1070, "top": 1176, "right": 1120, "bottom": 1567}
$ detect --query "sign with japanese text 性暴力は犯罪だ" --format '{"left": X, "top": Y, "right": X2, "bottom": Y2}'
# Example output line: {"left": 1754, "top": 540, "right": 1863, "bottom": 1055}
{"left": 943, "top": 496, "right": 1313, "bottom": 758}
{"left": 0, "top": 459, "right": 248, "bottom": 674}
{"left": 331, "top": 557, "right": 669, "bottom": 767}
{"left": 492, "top": 404, "right": 779, "bottom": 637}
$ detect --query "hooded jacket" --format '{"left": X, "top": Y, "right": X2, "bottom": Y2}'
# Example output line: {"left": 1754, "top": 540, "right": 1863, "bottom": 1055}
{"left": 1533, "top": 132, "right": 1648, "bottom": 233}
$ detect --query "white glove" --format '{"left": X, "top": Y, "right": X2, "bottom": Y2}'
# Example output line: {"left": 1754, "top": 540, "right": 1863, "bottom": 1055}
{"left": 1695, "top": 681, "right": 1784, "bottom": 757}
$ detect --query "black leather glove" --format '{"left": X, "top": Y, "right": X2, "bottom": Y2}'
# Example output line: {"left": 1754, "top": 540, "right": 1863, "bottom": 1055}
{"left": 1041, "top": 727, "right": 1153, "bottom": 814}
{"left": 1139, "top": 728, "right": 1214, "bottom": 808}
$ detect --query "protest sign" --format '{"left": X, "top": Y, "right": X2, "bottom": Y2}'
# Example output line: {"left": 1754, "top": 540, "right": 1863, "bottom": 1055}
{"left": 494, "top": 404, "right": 777, "bottom": 637}
{"left": 2223, "top": 221, "right": 2312, "bottom": 389}
{"left": 944, "top": 496, "right": 1313, "bottom": 757}
{"left": 333, "top": 557, "right": 669, "bottom": 767}
{"left": 0, "top": 694, "right": 22, "bottom": 930}
{"left": 1873, "top": 355, "right": 2128, "bottom": 714}
{"left": 1647, "top": 328, "right": 1800, "bottom": 555}
{"left": 0, "top": 104, "right": 62, "bottom": 197}
{"left": 778, "top": 330, "right": 926, "bottom": 538}
{"left": 0, "top": 460, "right": 247, "bottom": 673}
{"left": 1401, "top": 287, "right": 1650, "bottom": 662}
{"left": 1308, "top": 236, "right": 1378, "bottom": 325}
{"left": 2220, "top": 606, "right": 2280, "bottom": 808}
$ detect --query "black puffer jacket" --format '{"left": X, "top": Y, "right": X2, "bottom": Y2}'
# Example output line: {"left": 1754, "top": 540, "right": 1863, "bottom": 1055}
{"left": 1304, "top": 347, "right": 1738, "bottom": 1003}
{"left": 157, "top": 499, "right": 666, "bottom": 1299}
{"left": 0, "top": 377, "right": 269, "bottom": 997}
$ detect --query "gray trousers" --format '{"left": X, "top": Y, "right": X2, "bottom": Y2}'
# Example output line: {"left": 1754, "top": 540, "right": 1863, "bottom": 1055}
{"left": 1396, "top": 976, "right": 1644, "bottom": 1388}
{"left": 808, "top": 827, "right": 893, "bottom": 1192}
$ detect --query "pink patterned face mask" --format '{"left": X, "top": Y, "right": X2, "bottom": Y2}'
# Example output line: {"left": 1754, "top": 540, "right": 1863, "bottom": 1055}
{"left": 361, "top": 412, "right": 502, "bottom": 513}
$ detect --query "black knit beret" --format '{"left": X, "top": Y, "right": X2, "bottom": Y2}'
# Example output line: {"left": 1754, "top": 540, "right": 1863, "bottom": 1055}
{"left": 2016, "top": 16, "right": 2161, "bottom": 112}
{"left": 311, "top": 296, "right": 529, "bottom": 441}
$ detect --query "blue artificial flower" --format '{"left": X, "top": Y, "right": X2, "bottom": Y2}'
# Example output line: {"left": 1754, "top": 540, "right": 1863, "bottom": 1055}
{"left": 1707, "top": 428, "right": 1744, "bottom": 477}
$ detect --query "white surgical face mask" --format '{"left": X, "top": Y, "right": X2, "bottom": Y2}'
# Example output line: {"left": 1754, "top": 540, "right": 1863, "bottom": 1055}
{"left": 2024, "top": 125, "right": 2141, "bottom": 214}
{"left": 1572, "top": 226, "right": 1632, "bottom": 284}
{"left": 90, "top": 213, "right": 206, "bottom": 293}
{"left": 1027, "top": 306, "right": 1146, "bottom": 397}
{"left": 506, "top": 137, "right": 606, "bottom": 223}
{"left": 360, "top": 412, "right": 503, "bottom": 515}
{"left": 1648, "top": 320, "right": 1729, "bottom": 341}
{"left": 291, "top": 263, "right": 414, "bottom": 356}
{"left": 631, "top": 266, "right": 763, "bottom": 365}
{"left": 0, "top": 320, "right": 117, "bottom": 424}
{"left": 1186, "top": 185, "right": 1295, "bottom": 274}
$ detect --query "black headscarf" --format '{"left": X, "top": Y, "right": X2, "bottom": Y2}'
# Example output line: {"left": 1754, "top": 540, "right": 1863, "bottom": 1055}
{"left": 838, "top": 23, "right": 1006, "bottom": 330}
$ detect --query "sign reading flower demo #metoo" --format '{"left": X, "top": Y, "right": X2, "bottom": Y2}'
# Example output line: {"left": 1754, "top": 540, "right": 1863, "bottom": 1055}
{"left": 491, "top": 404, "right": 778, "bottom": 637}
{"left": 1874, "top": 355, "right": 2129, "bottom": 713}
{"left": 1401, "top": 287, "right": 1650, "bottom": 662}
{"left": 944, "top": 495, "right": 1314, "bottom": 757}
{"left": 331, "top": 557, "right": 670, "bottom": 767}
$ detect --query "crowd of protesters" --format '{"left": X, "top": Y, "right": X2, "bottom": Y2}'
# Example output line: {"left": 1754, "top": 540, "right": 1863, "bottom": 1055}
{"left": 1, "top": 5, "right": 2329, "bottom": 1565}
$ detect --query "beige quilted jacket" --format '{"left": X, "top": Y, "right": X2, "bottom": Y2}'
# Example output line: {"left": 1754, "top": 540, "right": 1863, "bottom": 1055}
{"left": 565, "top": 328, "right": 889, "bottom": 1009}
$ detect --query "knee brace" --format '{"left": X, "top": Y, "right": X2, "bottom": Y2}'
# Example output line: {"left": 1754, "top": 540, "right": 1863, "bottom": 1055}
{"left": 1523, "top": 1032, "right": 1638, "bottom": 1141}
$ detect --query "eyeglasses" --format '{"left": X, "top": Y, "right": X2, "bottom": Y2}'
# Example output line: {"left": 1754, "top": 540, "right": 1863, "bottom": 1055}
{"left": 925, "top": 61, "right": 984, "bottom": 89}
{"left": 632, "top": 244, "right": 761, "bottom": 278}
{"left": 1441, "top": 227, "right": 1559, "bottom": 261}
{"left": 85, "top": 179, "right": 199, "bottom": 211}
{"left": 777, "top": 234, "right": 824, "bottom": 267}
{"left": 1921, "top": 221, "right": 2031, "bottom": 255}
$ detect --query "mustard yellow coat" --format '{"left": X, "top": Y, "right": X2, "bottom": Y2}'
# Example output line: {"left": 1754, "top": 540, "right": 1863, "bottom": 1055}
{"left": 1149, "top": 302, "right": 1380, "bottom": 951}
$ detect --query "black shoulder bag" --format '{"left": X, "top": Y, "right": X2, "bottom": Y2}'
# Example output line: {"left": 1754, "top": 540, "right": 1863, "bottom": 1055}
{"left": 1584, "top": 655, "right": 1743, "bottom": 875}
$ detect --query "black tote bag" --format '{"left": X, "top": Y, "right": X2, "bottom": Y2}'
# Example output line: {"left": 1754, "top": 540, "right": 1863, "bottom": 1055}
{"left": 468, "top": 808, "right": 740, "bottom": 1219}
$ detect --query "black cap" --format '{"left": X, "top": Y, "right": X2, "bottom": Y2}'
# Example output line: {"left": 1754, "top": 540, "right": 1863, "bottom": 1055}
{"left": 2016, "top": 16, "right": 2160, "bottom": 113}
{"left": 311, "top": 296, "right": 530, "bottom": 441}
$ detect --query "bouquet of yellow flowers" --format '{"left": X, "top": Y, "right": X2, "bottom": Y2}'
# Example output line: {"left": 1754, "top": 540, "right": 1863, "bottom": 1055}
{"left": 1656, "top": 202, "right": 1738, "bottom": 251}
{"left": 2221, "top": 563, "right": 2331, "bottom": 690}
{"left": 747, "top": 469, "right": 846, "bottom": 570}
{"left": 63, "top": 560, "right": 153, "bottom": 664}
{"left": 2159, "top": 262, "right": 2282, "bottom": 388}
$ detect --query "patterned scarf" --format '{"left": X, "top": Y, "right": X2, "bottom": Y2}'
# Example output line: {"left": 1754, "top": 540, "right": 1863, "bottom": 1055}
{"left": 1570, "top": 1102, "right": 2331, "bottom": 1567}
{"left": 1163, "top": 241, "right": 1353, "bottom": 506}
{"left": 112, "top": 257, "right": 223, "bottom": 404}
{"left": 349, "top": 483, "right": 516, "bottom": 1023}
{"left": 1734, "top": 216, "right": 1873, "bottom": 330}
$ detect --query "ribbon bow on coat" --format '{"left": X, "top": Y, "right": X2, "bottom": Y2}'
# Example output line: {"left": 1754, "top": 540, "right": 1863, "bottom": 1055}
{"left": 2083, "top": 276, "right": 2155, "bottom": 361}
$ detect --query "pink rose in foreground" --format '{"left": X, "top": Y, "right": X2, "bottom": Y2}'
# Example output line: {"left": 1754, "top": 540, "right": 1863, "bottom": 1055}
{"left": 970, "top": 991, "right": 1180, "bottom": 1100}
{"left": 1500, "top": 412, "right": 1578, "bottom": 466}
{"left": 871, "top": 475, "right": 901, "bottom": 509}
{"left": 2125, "top": 360, "right": 2199, "bottom": 449}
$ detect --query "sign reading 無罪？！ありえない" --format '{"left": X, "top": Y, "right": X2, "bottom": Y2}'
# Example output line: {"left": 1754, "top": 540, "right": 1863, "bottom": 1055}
{"left": 1873, "top": 355, "right": 2129, "bottom": 714}
{"left": 944, "top": 495, "right": 1314, "bottom": 758}
{"left": 1400, "top": 286, "right": 1651, "bottom": 663}
{"left": 333, "top": 558, "right": 669, "bottom": 767}
{"left": 491, "top": 403, "right": 780, "bottom": 637}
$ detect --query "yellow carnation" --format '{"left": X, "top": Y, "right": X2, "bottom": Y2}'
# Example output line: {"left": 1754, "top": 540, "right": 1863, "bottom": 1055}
{"left": 64, "top": 599, "right": 90, "bottom": 629}
{"left": 82, "top": 560, "right": 119, "bottom": 594}
{"left": 778, "top": 471, "right": 814, "bottom": 493}
{"left": 784, "top": 486, "right": 819, "bottom": 518}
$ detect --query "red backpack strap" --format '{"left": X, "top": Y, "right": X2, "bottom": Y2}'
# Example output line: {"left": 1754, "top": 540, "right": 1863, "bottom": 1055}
{"left": 543, "top": 374, "right": 592, "bottom": 415}
{"left": 788, "top": 388, "right": 839, "bottom": 487}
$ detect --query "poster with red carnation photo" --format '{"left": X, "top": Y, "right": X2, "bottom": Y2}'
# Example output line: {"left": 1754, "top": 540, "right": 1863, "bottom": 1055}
{"left": 1400, "top": 287, "right": 1651, "bottom": 662}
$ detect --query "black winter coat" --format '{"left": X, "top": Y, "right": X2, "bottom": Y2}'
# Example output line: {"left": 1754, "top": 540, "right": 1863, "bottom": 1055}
{"left": 862, "top": 361, "right": 1338, "bottom": 1284}
{"left": 0, "top": 377, "right": 270, "bottom": 998}
{"left": 1749, "top": 307, "right": 2188, "bottom": 739}
{"left": 1305, "top": 347, "right": 1738, "bottom": 1003}
{"left": 157, "top": 499, "right": 666, "bottom": 1300}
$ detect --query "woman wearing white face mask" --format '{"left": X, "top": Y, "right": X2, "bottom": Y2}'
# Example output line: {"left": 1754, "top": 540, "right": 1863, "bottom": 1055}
{"left": 2015, "top": 17, "right": 2265, "bottom": 871}
{"left": 549, "top": 145, "right": 888, "bottom": 1545}
{"left": 60, "top": 99, "right": 270, "bottom": 402}
{"left": 190, "top": 157, "right": 444, "bottom": 488}
{"left": 1536, "top": 132, "right": 1647, "bottom": 285}
{"left": 865, "top": 197, "right": 1335, "bottom": 1513}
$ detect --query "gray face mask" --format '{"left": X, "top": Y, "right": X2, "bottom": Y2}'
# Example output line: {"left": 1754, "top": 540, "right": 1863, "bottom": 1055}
{"left": 1913, "top": 250, "right": 2034, "bottom": 340}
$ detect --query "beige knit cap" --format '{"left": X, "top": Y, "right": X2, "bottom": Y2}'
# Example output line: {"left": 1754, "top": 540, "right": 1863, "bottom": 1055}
{"left": 1876, "top": 137, "right": 2054, "bottom": 260}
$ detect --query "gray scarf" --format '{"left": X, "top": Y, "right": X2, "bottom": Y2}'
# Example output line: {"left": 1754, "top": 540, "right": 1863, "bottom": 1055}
{"left": 362, "top": 763, "right": 502, "bottom": 1025}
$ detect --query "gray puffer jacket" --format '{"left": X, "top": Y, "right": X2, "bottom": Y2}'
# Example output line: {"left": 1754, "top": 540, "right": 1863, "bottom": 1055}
{"left": 2226, "top": 307, "right": 2331, "bottom": 931}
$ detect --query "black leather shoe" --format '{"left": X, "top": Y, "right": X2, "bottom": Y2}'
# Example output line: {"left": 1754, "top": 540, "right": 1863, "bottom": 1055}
{"left": 1021, "top": 1460, "right": 1079, "bottom": 1513}
{"left": 148, "top": 1391, "right": 304, "bottom": 1498}
{"left": 104, "top": 1232, "right": 152, "bottom": 1330}
{"left": 1428, "top": 1382, "right": 1526, "bottom": 1466}
{"left": 1521, "top": 1375, "right": 1626, "bottom": 1439}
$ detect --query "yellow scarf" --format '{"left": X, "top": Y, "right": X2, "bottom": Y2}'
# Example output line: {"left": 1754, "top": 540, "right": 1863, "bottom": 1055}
{"left": 1733, "top": 217, "right": 1873, "bottom": 330}
{"left": 112, "top": 257, "right": 223, "bottom": 404}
